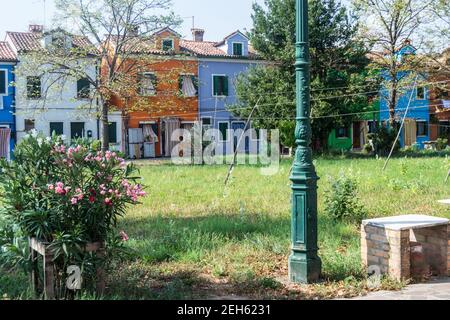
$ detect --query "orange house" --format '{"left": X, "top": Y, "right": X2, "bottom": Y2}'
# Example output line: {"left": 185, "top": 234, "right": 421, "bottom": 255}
{"left": 429, "top": 48, "right": 450, "bottom": 143}
{"left": 110, "top": 28, "right": 199, "bottom": 158}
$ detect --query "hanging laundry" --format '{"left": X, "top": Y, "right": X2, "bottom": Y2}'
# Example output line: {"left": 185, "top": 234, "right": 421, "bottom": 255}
{"left": 181, "top": 75, "right": 197, "bottom": 97}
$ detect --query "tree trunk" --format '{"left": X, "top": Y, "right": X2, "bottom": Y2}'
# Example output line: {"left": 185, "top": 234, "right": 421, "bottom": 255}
{"left": 101, "top": 102, "right": 110, "bottom": 152}
{"left": 389, "top": 85, "right": 398, "bottom": 128}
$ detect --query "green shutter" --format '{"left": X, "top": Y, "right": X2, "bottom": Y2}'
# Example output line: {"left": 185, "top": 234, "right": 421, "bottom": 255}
{"left": 50, "top": 122, "right": 64, "bottom": 136}
{"left": 219, "top": 122, "right": 229, "bottom": 141}
{"left": 213, "top": 76, "right": 219, "bottom": 96}
{"left": 77, "top": 78, "right": 90, "bottom": 98}
{"left": 0, "top": 70, "right": 6, "bottom": 95}
{"left": 108, "top": 122, "right": 117, "bottom": 144}
{"left": 223, "top": 76, "right": 229, "bottom": 96}
{"left": 233, "top": 43, "right": 243, "bottom": 56}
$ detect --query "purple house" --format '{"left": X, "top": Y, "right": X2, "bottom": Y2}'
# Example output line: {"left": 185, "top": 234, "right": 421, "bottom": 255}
{"left": 181, "top": 30, "right": 265, "bottom": 154}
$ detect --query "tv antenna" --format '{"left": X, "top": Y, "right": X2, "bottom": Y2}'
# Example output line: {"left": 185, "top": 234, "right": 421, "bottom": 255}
{"left": 182, "top": 16, "right": 195, "bottom": 29}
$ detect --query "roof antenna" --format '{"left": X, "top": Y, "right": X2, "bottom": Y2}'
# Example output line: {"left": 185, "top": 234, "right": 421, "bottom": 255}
{"left": 182, "top": 16, "right": 195, "bottom": 30}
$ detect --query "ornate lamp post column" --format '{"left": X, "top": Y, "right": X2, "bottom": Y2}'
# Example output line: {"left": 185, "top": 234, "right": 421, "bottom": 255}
{"left": 289, "top": 0, "right": 322, "bottom": 284}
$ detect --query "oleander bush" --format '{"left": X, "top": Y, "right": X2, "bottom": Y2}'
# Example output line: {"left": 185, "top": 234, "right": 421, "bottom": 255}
{"left": 0, "top": 131, "right": 145, "bottom": 297}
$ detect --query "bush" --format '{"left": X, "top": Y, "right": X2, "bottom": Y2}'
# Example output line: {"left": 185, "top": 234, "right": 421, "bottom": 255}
{"left": 436, "top": 138, "right": 448, "bottom": 151}
{"left": 0, "top": 131, "right": 146, "bottom": 296}
{"left": 367, "top": 126, "right": 400, "bottom": 156}
{"left": 324, "top": 174, "right": 367, "bottom": 223}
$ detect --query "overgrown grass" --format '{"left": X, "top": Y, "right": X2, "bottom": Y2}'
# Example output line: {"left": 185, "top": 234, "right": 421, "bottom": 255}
{"left": 1, "top": 156, "right": 449, "bottom": 300}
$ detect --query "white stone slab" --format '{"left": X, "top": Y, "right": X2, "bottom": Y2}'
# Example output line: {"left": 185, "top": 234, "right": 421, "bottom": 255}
{"left": 438, "top": 199, "right": 450, "bottom": 205}
{"left": 362, "top": 214, "right": 449, "bottom": 231}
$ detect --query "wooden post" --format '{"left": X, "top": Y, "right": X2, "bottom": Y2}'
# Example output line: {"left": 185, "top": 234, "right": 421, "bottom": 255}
{"left": 30, "top": 242, "right": 39, "bottom": 296}
{"left": 43, "top": 252, "right": 55, "bottom": 300}
{"left": 96, "top": 247, "right": 106, "bottom": 296}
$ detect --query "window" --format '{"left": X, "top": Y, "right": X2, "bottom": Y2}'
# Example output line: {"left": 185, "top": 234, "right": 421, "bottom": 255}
{"left": 416, "top": 121, "right": 428, "bottom": 137}
{"left": 138, "top": 72, "right": 157, "bottom": 96}
{"left": 77, "top": 78, "right": 90, "bottom": 99}
{"left": 179, "top": 75, "right": 198, "bottom": 97}
{"left": 417, "top": 87, "right": 425, "bottom": 100}
{"left": 438, "top": 121, "right": 450, "bottom": 137}
{"left": 202, "top": 117, "right": 212, "bottom": 130}
{"left": 213, "top": 75, "right": 229, "bottom": 97}
{"left": 0, "top": 69, "right": 7, "bottom": 95}
{"left": 24, "top": 119, "right": 35, "bottom": 132}
{"left": 218, "top": 122, "right": 229, "bottom": 142}
{"left": 50, "top": 122, "right": 64, "bottom": 136}
{"left": 368, "top": 121, "right": 378, "bottom": 134}
{"left": 162, "top": 39, "right": 174, "bottom": 51}
{"left": 108, "top": 122, "right": 117, "bottom": 144}
{"left": 27, "top": 76, "right": 41, "bottom": 99}
{"left": 71, "top": 122, "right": 85, "bottom": 140}
{"left": 336, "top": 126, "right": 350, "bottom": 139}
{"left": 232, "top": 43, "right": 243, "bottom": 56}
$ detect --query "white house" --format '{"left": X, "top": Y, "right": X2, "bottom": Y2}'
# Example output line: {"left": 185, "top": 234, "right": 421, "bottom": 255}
{"left": 6, "top": 25, "right": 123, "bottom": 151}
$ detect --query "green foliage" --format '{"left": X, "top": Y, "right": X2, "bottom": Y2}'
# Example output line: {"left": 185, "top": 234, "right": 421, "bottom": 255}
{"left": 366, "top": 126, "right": 400, "bottom": 156}
{"left": 231, "top": 0, "right": 377, "bottom": 150}
{"left": 436, "top": 138, "right": 449, "bottom": 151}
{"left": 324, "top": 173, "right": 367, "bottom": 223}
{"left": 0, "top": 132, "right": 145, "bottom": 297}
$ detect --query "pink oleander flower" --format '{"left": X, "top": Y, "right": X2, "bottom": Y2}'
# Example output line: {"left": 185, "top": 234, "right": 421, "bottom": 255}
{"left": 55, "top": 182, "right": 66, "bottom": 195}
{"left": 104, "top": 198, "right": 112, "bottom": 206}
{"left": 47, "top": 184, "right": 54, "bottom": 190}
{"left": 71, "top": 197, "right": 78, "bottom": 205}
{"left": 119, "top": 231, "right": 129, "bottom": 242}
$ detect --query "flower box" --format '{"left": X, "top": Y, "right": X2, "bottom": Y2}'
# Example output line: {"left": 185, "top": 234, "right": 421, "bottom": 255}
{"left": 29, "top": 238, "right": 106, "bottom": 300}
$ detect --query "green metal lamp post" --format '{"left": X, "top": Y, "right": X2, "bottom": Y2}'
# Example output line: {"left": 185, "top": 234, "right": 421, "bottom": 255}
{"left": 289, "top": 0, "right": 322, "bottom": 284}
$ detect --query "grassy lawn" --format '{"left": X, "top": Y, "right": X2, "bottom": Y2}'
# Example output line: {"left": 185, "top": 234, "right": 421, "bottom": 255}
{"left": 1, "top": 156, "right": 449, "bottom": 300}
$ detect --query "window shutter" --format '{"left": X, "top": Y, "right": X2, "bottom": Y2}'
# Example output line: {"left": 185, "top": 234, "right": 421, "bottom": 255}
{"left": 191, "top": 75, "right": 198, "bottom": 95}
{"left": 213, "top": 76, "right": 219, "bottom": 96}
{"left": 50, "top": 122, "right": 64, "bottom": 136}
{"left": 223, "top": 76, "right": 229, "bottom": 96}
{"left": 108, "top": 122, "right": 117, "bottom": 144}
{"left": 0, "top": 70, "right": 6, "bottom": 95}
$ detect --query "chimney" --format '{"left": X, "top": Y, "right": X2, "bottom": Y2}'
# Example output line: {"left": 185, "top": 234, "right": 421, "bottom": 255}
{"left": 192, "top": 28, "right": 205, "bottom": 42}
{"left": 29, "top": 25, "right": 44, "bottom": 34}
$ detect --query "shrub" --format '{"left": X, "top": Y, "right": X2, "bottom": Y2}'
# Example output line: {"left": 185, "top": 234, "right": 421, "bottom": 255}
{"left": 0, "top": 131, "right": 145, "bottom": 296}
{"left": 367, "top": 126, "right": 400, "bottom": 156}
{"left": 324, "top": 174, "right": 367, "bottom": 223}
{"left": 436, "top": 138, "right": 448, "bottom": 151}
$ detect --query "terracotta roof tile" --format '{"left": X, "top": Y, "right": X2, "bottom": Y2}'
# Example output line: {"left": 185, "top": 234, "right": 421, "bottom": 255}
{"left": 180, "top": 40, "right": 260, "bottom": 59}
{"left": 0, "top": 41, "right": 17, "bottom": 62}
{"left": 6, "top": 31, "right": 96, "bottom": 54}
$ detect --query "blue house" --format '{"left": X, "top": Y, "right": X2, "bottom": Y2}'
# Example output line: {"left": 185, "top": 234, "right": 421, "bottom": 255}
{"left": 0, "top": 41, "right": 16, "bottom": 160}
{"left": 181, "top": 30, "right": 264, "bottom": 154}
{"left": 379, "top": 42, "right": 430, "bottom": 149}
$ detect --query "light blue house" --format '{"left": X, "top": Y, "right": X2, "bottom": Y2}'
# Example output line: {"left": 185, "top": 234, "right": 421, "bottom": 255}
{"left": 181, "top": 30, "right": 264, "bottom": 154}
{"left": 0, "top": 41, "right": 16, "bottom": 160}
{"left": 379, "top": 42, "right": 430, "bottom": 149}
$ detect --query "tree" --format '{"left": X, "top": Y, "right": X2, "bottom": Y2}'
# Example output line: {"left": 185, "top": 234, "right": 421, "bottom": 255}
{"left": 24, "top": 0, "right": 180, "bottom": 151}
{"left": 353, "top": 0, "right": 439, "bottom": 127}
{"left": 232, "top": 0, "right": 375, "bottom": 150}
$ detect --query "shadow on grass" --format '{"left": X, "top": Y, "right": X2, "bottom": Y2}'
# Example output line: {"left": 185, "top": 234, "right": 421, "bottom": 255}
{"left": 110, "top": 213, "right": 365, "bottom": 299}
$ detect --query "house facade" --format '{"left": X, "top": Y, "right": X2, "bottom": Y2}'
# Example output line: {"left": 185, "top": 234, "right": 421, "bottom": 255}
{"left": 181, "top": 30, "right": 263, "bottom": 155}
{"left": 429, "top": 48, "right": 450, "bottom": 144}
{"left": 0, "top": 41, "right": 17, "bottom": 160}
{"left": 6, "top": 25, "right": 122, "bottom": 150}
{"left": 110, "top": 28, "right": 199, "bottom": 159}
{"left": 379, "top": 43, "right": 430, "bottom": 149}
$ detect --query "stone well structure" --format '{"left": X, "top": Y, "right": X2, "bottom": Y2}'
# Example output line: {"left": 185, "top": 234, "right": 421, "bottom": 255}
{"left": 361, "top": 215, "right": 449, "bottom": 281}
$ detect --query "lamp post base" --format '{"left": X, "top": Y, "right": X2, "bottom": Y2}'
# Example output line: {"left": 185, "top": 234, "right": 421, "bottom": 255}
{"left": 289, "top": 252, "right": 322, "bottom": 284}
